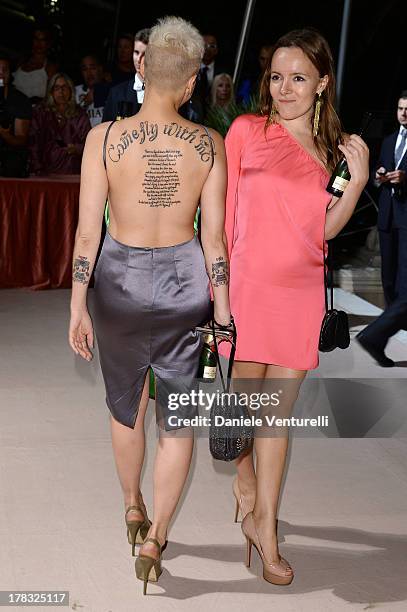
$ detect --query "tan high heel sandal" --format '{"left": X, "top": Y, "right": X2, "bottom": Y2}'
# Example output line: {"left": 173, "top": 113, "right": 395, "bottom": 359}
{"left": 232, "top": 477, "right": 254, "bottom": 523}
{"left": 241, "top": 512, "right": 293, "bottom": 585}
{"left": 125, "top": 503, "right": 151, "bottom": 557}
{"left": 135, "top": 537, "right": 165, "bottom": 595}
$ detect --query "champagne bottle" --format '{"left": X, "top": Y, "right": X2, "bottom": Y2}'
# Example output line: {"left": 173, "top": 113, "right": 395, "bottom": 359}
{"left": 327, "top": 112, "right": 372, "bottom": 198}
{"left": 197, "top": 333, "right": 217, "bottom": 382}
{"left": 326, "top": 158, "right": 351, "bottom": 197}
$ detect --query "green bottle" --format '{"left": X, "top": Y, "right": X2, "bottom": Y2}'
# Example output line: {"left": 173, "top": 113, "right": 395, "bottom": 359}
{"left": 197, "top": 334, "right": 217, "bottom": 382}
{"left": 327, "top": 112, "right": 372, "bottom": 198}
{"left": 326, "top": 157, "right": 351, "bottom": 197}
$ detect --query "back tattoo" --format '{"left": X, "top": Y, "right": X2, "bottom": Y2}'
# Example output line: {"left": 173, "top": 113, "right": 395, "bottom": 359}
{"left": 107, "top": 121, "right": 214, "bottom": 209}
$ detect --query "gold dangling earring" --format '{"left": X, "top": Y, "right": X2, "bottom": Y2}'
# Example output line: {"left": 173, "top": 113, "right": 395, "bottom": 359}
{"left": 313, "top": 92, "right": 322, "bottom": 137}
{"left": 267, "top": 101, "right": 277, "bottom": 127}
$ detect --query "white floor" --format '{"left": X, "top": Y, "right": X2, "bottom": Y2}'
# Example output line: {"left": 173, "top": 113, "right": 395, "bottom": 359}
{"left": 1, "top": 288, "right": 407, "bottom": 612}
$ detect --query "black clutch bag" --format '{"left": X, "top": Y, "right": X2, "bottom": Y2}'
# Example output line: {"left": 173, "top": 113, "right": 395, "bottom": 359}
{"left": 319, "top": 242, "right": 350, "bottom": 352}
{"left": 200, "top": 316, "right": 253, "bottom": 461}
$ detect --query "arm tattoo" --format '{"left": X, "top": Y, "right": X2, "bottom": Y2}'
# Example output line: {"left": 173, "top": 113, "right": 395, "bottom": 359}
{"left": 211, "top": 256, "right": 229, "bottom": 287}
{"left": 73, "top": 255, "right": 90, "bottom": 285}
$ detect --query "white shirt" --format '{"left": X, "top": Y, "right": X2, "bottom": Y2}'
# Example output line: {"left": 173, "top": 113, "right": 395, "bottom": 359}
{"left": 395, "top": 125, "right": 407, "bottom": 168}
{"left": 133, "top": 73, "right": 145, "bottom": 104}
{"left": 200, "top": 62, "right": 215, "bottom": 86}
{"left": 13, "top": 65, "right": 48, "bottom": 99}
{"left": 75, "top": 84, "right": 103, "bottom": 127}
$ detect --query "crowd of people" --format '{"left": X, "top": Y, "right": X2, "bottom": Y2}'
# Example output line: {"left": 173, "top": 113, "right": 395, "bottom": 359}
{"left": 0, "top": 24, "right": 271, "bottom": 177}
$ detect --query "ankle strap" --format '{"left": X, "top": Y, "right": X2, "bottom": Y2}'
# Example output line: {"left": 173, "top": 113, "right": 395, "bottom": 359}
{"left": 144, "top": 537, "right": 162, "bottom": 551}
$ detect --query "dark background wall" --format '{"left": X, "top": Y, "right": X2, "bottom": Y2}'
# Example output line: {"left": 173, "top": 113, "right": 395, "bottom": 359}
{"left": 1, "top": 0, "right": 406, "bottom": 139}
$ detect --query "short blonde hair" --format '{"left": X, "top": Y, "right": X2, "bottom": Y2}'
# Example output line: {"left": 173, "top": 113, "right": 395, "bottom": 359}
{"left": 145, "top": 16, "right": 204, "bottom": 89}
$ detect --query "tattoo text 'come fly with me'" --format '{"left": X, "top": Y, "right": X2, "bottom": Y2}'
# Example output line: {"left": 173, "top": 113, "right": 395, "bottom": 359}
{"left": 107, "top": 121, "right": 214, "bottom": 164}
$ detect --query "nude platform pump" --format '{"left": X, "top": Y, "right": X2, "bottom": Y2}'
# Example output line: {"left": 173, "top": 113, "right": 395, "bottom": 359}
{"left": 242, "top": 512, "right": 294, "bottom": 585}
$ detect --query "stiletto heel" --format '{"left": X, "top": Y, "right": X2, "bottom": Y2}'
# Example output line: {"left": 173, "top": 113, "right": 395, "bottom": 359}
{"left": 125, "top": 504, "right": 151, "bottom": 556}
{"left": 234, "top": 498, "right": 240, "bottom": 523}
{"left": 135, "top": 537, "right": 164, "bottom": 595}
{"left": 241, "top": 512, "right": 294, "bottom": 585}
{"left": 245, "top": 536, "right": 252, "bottom": 567}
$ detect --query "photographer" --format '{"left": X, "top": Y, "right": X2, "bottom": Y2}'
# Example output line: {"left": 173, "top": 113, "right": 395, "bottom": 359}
{"left": 0, "top": 54, "right": 31, "bottom": 175}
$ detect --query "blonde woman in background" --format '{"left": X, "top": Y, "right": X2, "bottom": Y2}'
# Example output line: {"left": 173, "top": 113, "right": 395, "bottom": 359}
{"left": 210, "top": 73, "right": 235, "bottom": 111}
{"left": 29, "top": 72, "right": 90, "bottom": 174}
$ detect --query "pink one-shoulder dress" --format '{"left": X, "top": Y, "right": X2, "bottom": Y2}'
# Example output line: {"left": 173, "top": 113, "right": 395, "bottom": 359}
{"left": 222, "top": 114, "right": 332, "bottom": 370}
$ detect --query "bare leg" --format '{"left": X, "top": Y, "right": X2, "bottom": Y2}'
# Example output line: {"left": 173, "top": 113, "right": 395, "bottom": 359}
{"left": 140, "top": 426, "right": 194, "bottom": 558}
{"left": 110, "top": 372, "right": 150, "bottom": 521}
{"left": 232, "top": 361, "right": 267, "bottom": 511}
{"left": 254, "top": 364, "right": 306, "bottom": 565}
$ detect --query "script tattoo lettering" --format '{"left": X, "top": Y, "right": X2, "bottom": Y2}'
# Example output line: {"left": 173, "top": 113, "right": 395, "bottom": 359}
{"left": 73, "top": 256, "right": 90, "bottom": 284}
{"left": 108, "top": 121, "right": 158, "bottom": 162}
{"left": 139, "top": 149, "right": 183, "bottom": 208}
{"left": 211, "top": 256, "right": 229, "bottom": 287}
{"left": 194, "top": 133, "right": 213, "bottom": 162}
{"left": 164, "top": 122, "right": 214, "bottom": 162}
{"left": 107, "top": 121, "right": 214, "bottom": 164}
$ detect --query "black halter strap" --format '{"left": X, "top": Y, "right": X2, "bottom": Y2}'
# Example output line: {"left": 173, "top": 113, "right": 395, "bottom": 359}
{"left": 102, "top": 120, "right": 116, "bottom": 170}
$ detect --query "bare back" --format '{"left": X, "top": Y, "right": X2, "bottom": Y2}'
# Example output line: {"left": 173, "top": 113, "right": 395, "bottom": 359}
{"left": 103, "top": 113, "right": 214, "bottom": 247}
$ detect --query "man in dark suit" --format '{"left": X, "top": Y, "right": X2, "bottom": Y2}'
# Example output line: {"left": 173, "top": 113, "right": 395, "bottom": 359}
{"left": 102, "top": 28, "right": 150, "bottom": 121}
{"left": 357, "top": 91, "right": 407, "bottom": 366}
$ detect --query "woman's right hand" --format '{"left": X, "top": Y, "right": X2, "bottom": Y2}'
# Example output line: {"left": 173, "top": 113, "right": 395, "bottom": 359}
{"left": 69, "top": 308, "right": 94, "bottom": 361}
{"left": 338, "top": 134, "right": 369, "bottom": 188}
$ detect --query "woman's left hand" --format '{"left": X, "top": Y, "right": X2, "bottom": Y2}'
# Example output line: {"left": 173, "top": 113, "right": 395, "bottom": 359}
{"left": 69, "top": 308, "right": 94, "bottom": 361}
{"left": 338, "top": 134, "right": 370, "bottom": 187}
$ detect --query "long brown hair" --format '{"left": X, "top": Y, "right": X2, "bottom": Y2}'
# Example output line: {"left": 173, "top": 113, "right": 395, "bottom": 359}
{"left": 259, "top": 28, "right": 343, "bottom": 172}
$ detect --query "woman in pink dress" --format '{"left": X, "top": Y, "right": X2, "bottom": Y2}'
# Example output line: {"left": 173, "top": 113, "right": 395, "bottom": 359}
{"left": 225, "top": 29, "right": 369, "bottom": 584}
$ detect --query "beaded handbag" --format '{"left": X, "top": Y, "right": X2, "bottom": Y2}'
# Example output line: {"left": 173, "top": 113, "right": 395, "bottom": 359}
{"left": 199, "top": 317, "right": 253, "bottom": 461}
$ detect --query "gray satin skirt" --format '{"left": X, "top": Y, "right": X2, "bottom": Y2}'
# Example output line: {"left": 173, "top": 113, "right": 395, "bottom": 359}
{"left": 91, "top": 231, "right": 211, "bottom": 430}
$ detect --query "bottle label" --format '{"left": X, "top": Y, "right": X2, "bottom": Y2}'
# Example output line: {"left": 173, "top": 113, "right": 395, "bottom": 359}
{"left": 332, "top": 176, "right": 349, "bottom": 192}
{"left": 203, "top": 365, "right": 217, "bottom": 379}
